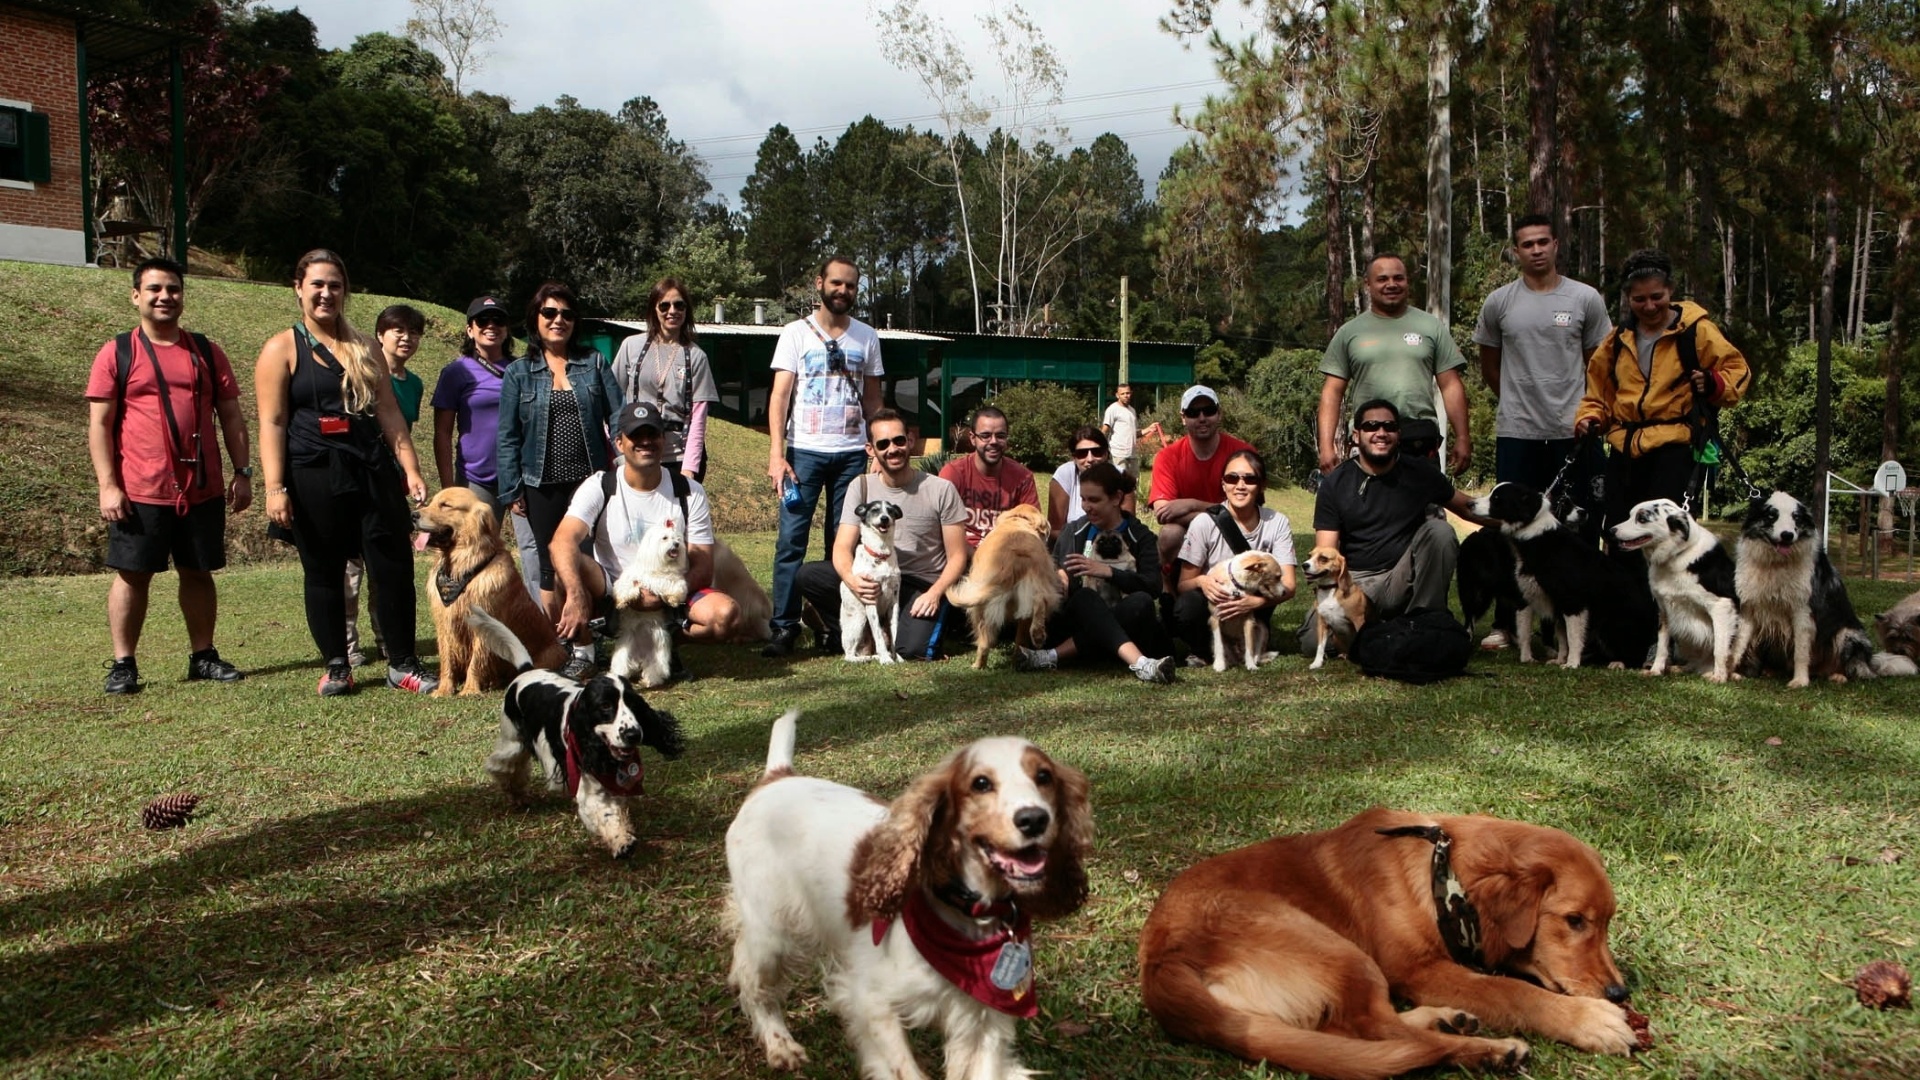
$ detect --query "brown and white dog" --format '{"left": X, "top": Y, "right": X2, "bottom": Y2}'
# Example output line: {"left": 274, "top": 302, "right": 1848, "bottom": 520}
{"left": 725, "top": 711, "right": 1091, "bottom": 1079}
{"left": 1876, "top": 589, "right": 1920, "bottom": 666}
{"left": 1140, "top": 808, "right": 1638, "bottom": 1079}
{"left": 413, "top": 487, "right": 566, "bottom": 695}
{"left": 1207, "top": 550, "right": 1290, "bottom": 672}
{"left": 947, "top": 503, "right": 1062, "bottom": 670}
{"left": 1304, "top": 546, "right": 1369, "bottom": 670}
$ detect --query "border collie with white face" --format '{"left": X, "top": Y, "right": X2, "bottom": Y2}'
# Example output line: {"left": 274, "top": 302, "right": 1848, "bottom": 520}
{"left": 1609, "top": 498, "right": 1741, "bottom": 682}
{"left": 1732, "top": 492, "right": 1917, "bottom": 686}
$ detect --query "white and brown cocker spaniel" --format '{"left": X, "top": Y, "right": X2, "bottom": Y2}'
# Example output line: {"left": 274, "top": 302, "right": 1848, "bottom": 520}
{"left": 724, "top": 712, "right": 1091, "bottom": 1079}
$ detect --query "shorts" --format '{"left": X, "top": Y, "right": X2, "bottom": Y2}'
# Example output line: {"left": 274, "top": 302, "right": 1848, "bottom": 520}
{"left": 107, "top": 498, "right": 227, "bottom": 574}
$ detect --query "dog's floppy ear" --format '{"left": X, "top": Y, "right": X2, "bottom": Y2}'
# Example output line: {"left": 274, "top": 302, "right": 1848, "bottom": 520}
{"left": 1665, "top": 512, "right": 1691, "bottom": 541}
{"left": 853, "top": 500, "right": 873, "bottom": 519}
{"left": 885, "top": 501, "right": 904, "bottom": 521}
{"left": 1022, "top": 756, "right": 1093, "bottom": 920}
{"left": 845, "top": 764, "right": 951, "bottom": 926}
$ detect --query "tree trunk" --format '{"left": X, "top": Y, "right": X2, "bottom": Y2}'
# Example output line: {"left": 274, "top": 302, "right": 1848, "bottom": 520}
{"left": 1526, "top": 0, "right": 1557, "bottom": 216}
{"left": 1324, "top": 143, "right": 1346, "bottom": 340}
{"left": 1427, "top": 23, "right": 1452, "bottom": 322}
{"left": 1814, "top": 22, "right": 1844, "bottom": 519}
{"left": 1885, "top": 214, "right": 1911, "bottom": 473}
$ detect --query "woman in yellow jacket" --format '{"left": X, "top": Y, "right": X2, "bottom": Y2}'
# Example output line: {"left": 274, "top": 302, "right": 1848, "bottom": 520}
{"left": 1575, "top": 249, "right": 1749, "bottom": 538}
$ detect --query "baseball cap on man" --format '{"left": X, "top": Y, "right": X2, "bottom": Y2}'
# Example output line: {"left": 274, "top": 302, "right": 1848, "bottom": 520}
{"left": 466, "top": 296, "right": 509, "bottom": 321}
{"left": 1180, "top": 385, "right": 1219, "bottom": 411}
{"left": 617, "top": 401, "right": 666, "bottom": 437}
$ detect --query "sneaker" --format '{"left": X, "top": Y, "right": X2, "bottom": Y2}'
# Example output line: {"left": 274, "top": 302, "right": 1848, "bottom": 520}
{"left": 1479, "top": 629, "right": 1511, "bottom": 651}
{"left": 813, "top": 629, "right": 842, "bottom": 656}
{"left": 318, "top": 658, "right": 356, "bottom": 697}
{"left": 345, "top": 648, "right": 369, "bottom": 668}
{"left": 186, "top": 647, "right": 243, "bottom": 683}
{"left": 560, "top": 654, "right": 598, "bottom": 681}
{"left": 104, "top": 657, "right": 141, "bottom": 695}
{"left": 760, "top": 625, "right": 800, "bottom": 659}
{"left": 1132, "top": 655, "right": 1177, "bottom": 685}
{"left": 1013, "top": 645, "right": 1057, "bottom": 672}
{"left": 386, "top": 656, "right": 440, "bottom": 694}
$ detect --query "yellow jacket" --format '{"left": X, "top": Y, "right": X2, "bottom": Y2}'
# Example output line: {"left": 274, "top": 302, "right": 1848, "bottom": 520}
{"left": 1577, "top": 300, "right": 1750, "bottom": 457}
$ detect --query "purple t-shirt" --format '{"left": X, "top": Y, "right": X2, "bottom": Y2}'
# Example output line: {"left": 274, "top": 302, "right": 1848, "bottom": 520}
{"left": 430, "top": 357, "right": 505, "bottom": 486}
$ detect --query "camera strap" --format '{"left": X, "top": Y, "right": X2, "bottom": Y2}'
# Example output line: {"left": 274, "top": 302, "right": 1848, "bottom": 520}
{"left": 132, "top": 328, "right": 210, "bottom": 511}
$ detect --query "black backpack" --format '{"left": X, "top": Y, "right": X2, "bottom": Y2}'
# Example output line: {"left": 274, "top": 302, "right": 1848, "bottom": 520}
{"left": 1348, "top": 607, "right": 1474, "bottom": 684}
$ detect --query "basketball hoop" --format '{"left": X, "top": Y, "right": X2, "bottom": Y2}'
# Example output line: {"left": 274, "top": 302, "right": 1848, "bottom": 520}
{"left": 1899, "top": 486, "right": 1918, "bottom": 522}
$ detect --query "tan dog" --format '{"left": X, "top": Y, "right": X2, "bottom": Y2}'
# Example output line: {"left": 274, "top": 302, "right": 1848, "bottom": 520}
{"left": 1304, "top": 545, "right": 1369, "bottom": 670}
{"left": 1207, "top": 551, "right": 1289, "bottom": 672}
{"left": 711, "top": 539, "right": 773, "bottom": 642}
{"left": 946, "top": 503, "right": 1062, "bottom": 669}
{"left": 1139, "top": 808, "right": 1637, "bottom": 1079}
{"left": 413, "top": 487, "right": 566, "bottom": 695}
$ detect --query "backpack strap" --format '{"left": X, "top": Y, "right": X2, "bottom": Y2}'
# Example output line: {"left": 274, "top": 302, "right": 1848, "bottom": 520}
{"left": 1208, "top": 503, "right": 1252, "bottom": 556}
{"left": 592, "top": 467, "right": 693, "bottom": 539}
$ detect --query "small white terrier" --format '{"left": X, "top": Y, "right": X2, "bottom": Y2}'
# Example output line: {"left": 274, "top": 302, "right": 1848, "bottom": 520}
{"left": 612, "top": 518, "right": 690, "bottom": 688}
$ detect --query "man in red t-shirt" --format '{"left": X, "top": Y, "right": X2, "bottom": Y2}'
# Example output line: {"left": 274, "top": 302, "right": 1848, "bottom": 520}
{"left": 938, "top": 405, "right": 1039, "bottom": 548}
{"left": 85, "top": 258, "right": 253, "bottom": 695}
{"left": 1147, "top": 385, "right": 1254, "bottom": 586}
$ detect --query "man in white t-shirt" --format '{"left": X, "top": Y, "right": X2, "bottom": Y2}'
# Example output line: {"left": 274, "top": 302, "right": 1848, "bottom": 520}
{"left": 1102, "top": 383, "right": 1138, "bottom": 476}
{"left": 763, "top": 256, "right": 885, "bottom": 657}
{"left": 551, "top": 402, "right": 737, "bottom": 680}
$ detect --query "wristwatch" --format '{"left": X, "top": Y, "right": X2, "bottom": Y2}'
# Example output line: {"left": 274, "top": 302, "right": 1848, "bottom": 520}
{"left": 234, "top": 466, "right": 255, "bottom": 479}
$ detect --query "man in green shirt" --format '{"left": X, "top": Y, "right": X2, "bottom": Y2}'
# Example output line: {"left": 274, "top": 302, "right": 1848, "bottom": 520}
{"left": 1316, "top": 255, "right": 1471, "bottom": 476}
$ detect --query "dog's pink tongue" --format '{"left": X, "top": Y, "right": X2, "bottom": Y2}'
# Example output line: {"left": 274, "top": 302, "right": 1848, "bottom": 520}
{"left": 413, "top": 531, "right": 430, "bottom": 552}
{"left": 997, "top": 848, "right": 1048, "bottom": 876}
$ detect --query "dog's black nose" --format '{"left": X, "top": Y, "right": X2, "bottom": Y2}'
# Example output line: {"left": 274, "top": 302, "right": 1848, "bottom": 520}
{"left": 1014, "top": 807, "right": 1050, "bottom": 838}
{"left": 1604, "top": 983, "right": 1630, "bottom": 1004}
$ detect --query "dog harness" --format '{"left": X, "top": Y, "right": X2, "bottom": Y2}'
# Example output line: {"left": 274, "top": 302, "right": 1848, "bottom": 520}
{"left": 1376, "top": 824, "right": 1485, "bottom": 968}
{"left": 435, "top": 551, "right": 500, "bottom": 606}
{"left": 561, "top": 717, "right": 645, "bottom": 799}
{"left": 872, "top": 891, "right": 1037, "bottom": 1017}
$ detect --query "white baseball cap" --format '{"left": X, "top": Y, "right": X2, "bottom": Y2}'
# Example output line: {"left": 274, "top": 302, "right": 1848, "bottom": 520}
{"left": 1180, "top": 385, "right": 1219, "bottom": 411}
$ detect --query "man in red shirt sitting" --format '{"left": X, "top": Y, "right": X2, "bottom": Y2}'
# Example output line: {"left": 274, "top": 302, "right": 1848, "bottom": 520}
{"left": 938, "top": 405, "right": 1039, "bottom": 548}
{"left": 1147, "top": 385, "right": 1254, "bottom": 588}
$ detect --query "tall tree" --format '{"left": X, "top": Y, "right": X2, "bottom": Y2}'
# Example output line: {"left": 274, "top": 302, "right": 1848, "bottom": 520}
{"left": 405, "top": 0, "right": 501, "bottom": 95}
{"left": 739, "top": 124, "right": 818, "bottom": 296}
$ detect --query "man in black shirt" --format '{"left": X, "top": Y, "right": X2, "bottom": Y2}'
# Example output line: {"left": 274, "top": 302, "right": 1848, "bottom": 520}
{"left": 1297, "top": 399, "right": 1482, "bottom": 655}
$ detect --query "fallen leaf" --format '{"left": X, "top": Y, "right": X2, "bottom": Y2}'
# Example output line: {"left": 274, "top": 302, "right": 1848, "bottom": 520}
{"left": 1765, "top": 736, "right": 1784, "bottom": 746}
{"left": 1878, "top": 849, "right": 1903, "bottom": 865}
{"left": 894, "top": 690, "right": 909, "bottom": 701}
{"left": 1052, "top": 1021, "right": 1092, "bottom": 1038}
{"left": 1828, "top": 855, "right": 1863, "bottom": 866}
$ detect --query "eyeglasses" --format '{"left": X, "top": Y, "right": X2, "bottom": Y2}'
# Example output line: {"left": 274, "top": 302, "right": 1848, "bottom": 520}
{"left": 1221, "top": 472, "right": 1260, "bottom": 485}
{"left": 1071, "top": 445, "right": 1104, "bottom": 458}
{"left": 871, "top": 434, "right": 911, "bottom": 450}
{"left": 539, "top": 306, "right": 575, "bottom": 323}
{"left": 657, "top": 299, "right": 687, "bottom": 313}
{"left": 972, "top": 430, "right": 1009, "bottom": 442}
{"left": 824, "top": 337, "right": 847, "bottom": 373}
{"left": 1356, "top": 419, "right": 1399, "bottom": 433}
{"left": 1183, "top": 403, "right": 1220, "bottom": 418}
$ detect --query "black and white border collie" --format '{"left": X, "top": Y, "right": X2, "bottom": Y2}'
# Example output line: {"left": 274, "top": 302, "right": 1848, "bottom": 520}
{"left": 1470, "top": 482, "right": 1657, "bottom": 669}
{"left": 1732, "top": 492, "right": 1918, "bottom": 687}
{"left": 1608, "top": 499, "right": 1740, "bottom": 683}
{"left": 466, "top": 609, "right": 685, "bottom": 857}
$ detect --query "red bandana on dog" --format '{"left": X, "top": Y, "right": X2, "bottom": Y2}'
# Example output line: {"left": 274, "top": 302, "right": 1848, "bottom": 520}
{"left": 562, "top": 722, "right": 645, "bottom": 798}
{"left": 872, "top": 892, "right": 1038, "bottom": 1017}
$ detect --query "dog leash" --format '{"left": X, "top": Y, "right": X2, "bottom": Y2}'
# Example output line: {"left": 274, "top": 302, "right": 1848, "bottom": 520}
{"left": 1376, "top": 824, "right": 1485, "bottom": 969}
{"left": 1542, "top": 433, "right": 1597, "bottom": 521}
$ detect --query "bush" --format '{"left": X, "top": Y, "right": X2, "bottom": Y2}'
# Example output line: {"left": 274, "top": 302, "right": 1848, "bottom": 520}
{"left": 982, "top": 382, "right": 1099, "bottom": 471}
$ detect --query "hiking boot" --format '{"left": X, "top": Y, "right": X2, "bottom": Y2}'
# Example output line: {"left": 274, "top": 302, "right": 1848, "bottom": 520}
{"left": 385, "top": 656, "right": 440, "bottom": 694}
{"left": 1132, "top": 655, "right": 1177, "bottom": 685}
{"left": 104, "top": 657, "right": 141, "bottom": 695}
{"left": 761, "top": 625, "right": 801, "bottom": 658}
{"left": 186, "top": 647, "right": 243, "bottom": 683}
{"left": 318, "top": 658, "right": 356, "bottom": 697}
{"left": 1013, "top": 645, "right": 1057, "bottom": 672}
{"left": 560, "top": 653, "right": 598, "bottom": 681}
{"left": 814, "top": 628, "right": 842, "bottom": 656}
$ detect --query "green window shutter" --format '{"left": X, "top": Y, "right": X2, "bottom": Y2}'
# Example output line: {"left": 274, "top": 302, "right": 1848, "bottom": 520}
{"left": 24, "top": 111, "right": 52, "bottom": 183}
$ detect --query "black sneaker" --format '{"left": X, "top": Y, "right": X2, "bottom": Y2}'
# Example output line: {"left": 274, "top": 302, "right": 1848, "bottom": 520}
{"left": 559, "top": 653, "right": 598, "bottom": 681}
{"left": 104, "top": 657, "right": 141, "bottom": 695}
{"left": 186, "top": 647, "right": 243, "bottom": 683}
{"left": 814, "top": 629, "right": 841, "bottom": 656}
{"left": 761, "top": 625, "right": 800, "bottom": 658}
{"left": 318, "top": 658, "right": 356, "bottom": 697}
{"left": 385, "top": 656, "right": 440, "bottom": 694}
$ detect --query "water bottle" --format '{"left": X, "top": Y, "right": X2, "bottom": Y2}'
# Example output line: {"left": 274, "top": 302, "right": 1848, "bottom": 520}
{"left": 781, "top": 478, "right": 801, "bottom": 510}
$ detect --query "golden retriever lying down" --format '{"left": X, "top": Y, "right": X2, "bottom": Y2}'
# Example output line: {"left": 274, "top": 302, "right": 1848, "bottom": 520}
{"left": 1139, "top": 807, "right": 1639, "bottom": 1080}
{"left": 413, "top": 488, "right": 567, "bottom": 695}
{"left": 945, "top": 503, "right": 1062, "bottom": 669}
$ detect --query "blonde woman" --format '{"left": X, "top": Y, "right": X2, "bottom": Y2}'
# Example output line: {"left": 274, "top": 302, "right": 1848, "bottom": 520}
{"left": 256, "top": 249, "right": 436, "bottom": 697}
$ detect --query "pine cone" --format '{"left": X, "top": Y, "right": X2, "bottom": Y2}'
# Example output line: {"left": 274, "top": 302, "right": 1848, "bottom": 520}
{"left": 1852, "top": 961, "right": 1912, "bottom": 1009}
{"left": 142, "top": 793, "right": 200, "bottom": 830}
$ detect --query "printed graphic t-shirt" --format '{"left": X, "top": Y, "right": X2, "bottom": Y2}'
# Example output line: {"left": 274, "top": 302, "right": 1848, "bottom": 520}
{"left": 770, "top": 316, "right": 884, "bottom": 455}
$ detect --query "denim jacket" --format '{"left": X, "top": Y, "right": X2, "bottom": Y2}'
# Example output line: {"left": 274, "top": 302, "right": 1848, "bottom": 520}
{"left": 496, "top": 348, "right": 623, "bottom": 505}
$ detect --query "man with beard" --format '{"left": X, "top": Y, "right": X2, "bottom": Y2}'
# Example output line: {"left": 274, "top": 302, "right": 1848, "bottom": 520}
{"left": 1296, "top": 400, "right": 1484, "bottom": 655}
{"left": 1317, "top": 254, "right": 1471, "bottom": 473}
{"left": 939, "top": 405, "right": 1039, "bottom": 548}
{"left": 763, "top": 256, "right": 885, "bottom": 657}
{"left": 797, "top": 409, "right": 970, "bottom": 660}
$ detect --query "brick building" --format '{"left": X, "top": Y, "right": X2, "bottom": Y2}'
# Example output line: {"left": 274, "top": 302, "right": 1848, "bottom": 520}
{"left": 0, "top": 1, "right": 190, "bottom": 266}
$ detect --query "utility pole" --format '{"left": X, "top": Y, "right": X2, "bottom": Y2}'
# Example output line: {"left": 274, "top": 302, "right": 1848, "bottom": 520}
{"left": 1118, "top": 275, "right": 1131, "bottom": 386}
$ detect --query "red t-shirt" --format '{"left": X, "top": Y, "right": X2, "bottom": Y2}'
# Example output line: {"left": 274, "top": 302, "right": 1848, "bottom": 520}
{"left": 938, "top": 456, "right": 1039, "bottom": 547}
{"left": 1147, "top": 433, "right": 1255, "bottom": 506}
{"left": 85, "top": 332, "right": 241, "bottom": 506}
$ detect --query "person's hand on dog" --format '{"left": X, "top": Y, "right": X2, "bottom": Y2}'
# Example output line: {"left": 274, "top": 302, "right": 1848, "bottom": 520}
{"left": 909, "top": 587, "right": 943, "bottom": 619}
{"left": 1198, "top": 576, "right": 1237, "bottom": 605}
{"left": 1062, "top": 554, "right": 1109, "bottom": 579}
{"left": 99, "top": 483, "right": 131, "bottom": 523}
{"left": 844, "top": 572, "right": 879, "bottom": 605}
{"left": 1213, "top": 592, "right": 1266, "bottom": 620}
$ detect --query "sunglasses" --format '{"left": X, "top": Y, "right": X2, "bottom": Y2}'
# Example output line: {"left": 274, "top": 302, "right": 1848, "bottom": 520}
{"left": 1071, "top": 445, "right": 1105, "bottom": 458}
{"left": 538, "top": 306, "right": 575, "bottom": 323}
{"left": 1356, "top": 419, "right": 1399, "bottom": 433}
{"left": 657, "top": 299, "right": 688, "bottom": 313}
{"left": 824, "top": 337, "right": 847, "bottom": 373}
{"left": 1221, "top": 472, "right": 1260, "bottom": 486}
{"left": 1183, "top": 403, "right": 1220, "bottom": 418}
{"left": 472, "top": 315, "right": 508, "bottom": 329}
{"left": 972, "top": 430, "right": 1009, "bottom": 442}
{"left": 871, "top": 434, "right": 911, "bottom": 450}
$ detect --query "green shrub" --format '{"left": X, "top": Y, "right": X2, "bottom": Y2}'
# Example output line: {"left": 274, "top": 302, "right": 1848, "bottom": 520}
{"left": 982, "top": 381, "right": 1099, "bottom": 471}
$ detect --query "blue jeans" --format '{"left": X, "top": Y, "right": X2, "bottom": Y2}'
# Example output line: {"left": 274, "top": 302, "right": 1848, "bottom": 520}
{"left": 771, "top": 447, "right": 870, "bottom": 632}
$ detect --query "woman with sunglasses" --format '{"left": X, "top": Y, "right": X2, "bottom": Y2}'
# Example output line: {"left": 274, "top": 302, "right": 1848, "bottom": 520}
{"left": 255, "top": 249, "right": 436, "bottom": 696}
{"left": 430, "top": 295, "right": 542, "bottom": 602}
{"left": 610, "top": 278, "right": 719, "bottom": 482}
{"left": 1046, "top": 425, "right": 1137, "bottom": 535}
{"left": 497, "top": 282, "right": 623, "bottom": 630}
{"left": 1171, "top": 448, "right": 1297, "bottom": 666}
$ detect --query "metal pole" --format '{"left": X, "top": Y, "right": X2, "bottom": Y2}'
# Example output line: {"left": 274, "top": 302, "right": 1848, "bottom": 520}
{"left": 169, "top": 45, "right": 187, "bottom": 264}
{"left": 76, "top": 23, "right": 92, "bottom": 265}
{"left": 1118, "top": 276, "right": 1130, "bottom": 386}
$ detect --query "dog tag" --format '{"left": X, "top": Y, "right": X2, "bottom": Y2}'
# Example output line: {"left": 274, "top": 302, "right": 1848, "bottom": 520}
{"left": 989, "top": 939, "right": 1032, "bottom": 992}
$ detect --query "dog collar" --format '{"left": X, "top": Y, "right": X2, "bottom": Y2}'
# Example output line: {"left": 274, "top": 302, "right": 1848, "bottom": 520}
{"left": 1376, "top": 824, "right": 1485, "bottom": 969}
{"left": 561, "top": 715, "right": 645, "bottom": 799}
{"left": 1226, "top": 564, "right": 1257, "bottom": 597}
{"left": 435, "top": 552, "right": 500, "bottom": 606}
{"left": 933, "top": 879, "right": 1019, "bottom": 920}
{"left": 862, "top": 543, "right": 891, "bottom": 560}
{"left": 872, "top": 891, "right": 1037, "bottom": 1017}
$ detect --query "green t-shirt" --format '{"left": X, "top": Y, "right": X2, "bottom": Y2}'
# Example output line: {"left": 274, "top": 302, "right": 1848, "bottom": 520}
{"left": 1320, "top": 308, "right": 1465, "bottom": 422}
{"left": 391, "top": 370, "right": 424, "bottom": 428}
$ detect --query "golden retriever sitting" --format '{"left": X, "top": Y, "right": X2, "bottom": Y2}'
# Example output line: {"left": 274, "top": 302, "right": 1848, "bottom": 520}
{"left": 946, "top": 503, "right": 1062, "bottom": 670}
{"left": 1207, "top": 550, "right": 1290, "bottom": 672}
{"left": 711, "top": 539, "right": 773, "bottom": 642}
{"left": 413, "top": 488, "right": 567, "bottom": 695}
{"left": 1140, "top": 808, "right": 1639, "bottom": 1080}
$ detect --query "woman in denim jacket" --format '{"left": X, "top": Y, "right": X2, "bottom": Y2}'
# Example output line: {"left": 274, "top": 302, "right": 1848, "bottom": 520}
{"left": 497, "top": 281, "right": 623, "bottom": 618}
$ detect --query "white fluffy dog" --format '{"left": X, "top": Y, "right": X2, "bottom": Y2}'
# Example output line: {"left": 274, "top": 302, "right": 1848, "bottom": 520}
{"left": 612, "top": 518, "right": 690, "bottom": 688}
{"left": 1609, "top": 498, "right": 1741, "bottom": 682}
{"left": 842, "top": 500, "right": 904, "bottom": 663}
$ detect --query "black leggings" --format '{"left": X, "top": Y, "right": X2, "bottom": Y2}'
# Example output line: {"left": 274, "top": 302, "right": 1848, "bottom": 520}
{"left": 521, "top": 478, "right": 589, "bottom": 590}
{"left": 1603, "top": 443, "right": 1698, "bottom": 550}
{"left": 288, "top": 462, "right": 417, "bottom": 664}
{"left": 1042, "top": 589, "right": 1174, "bottom": 666}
